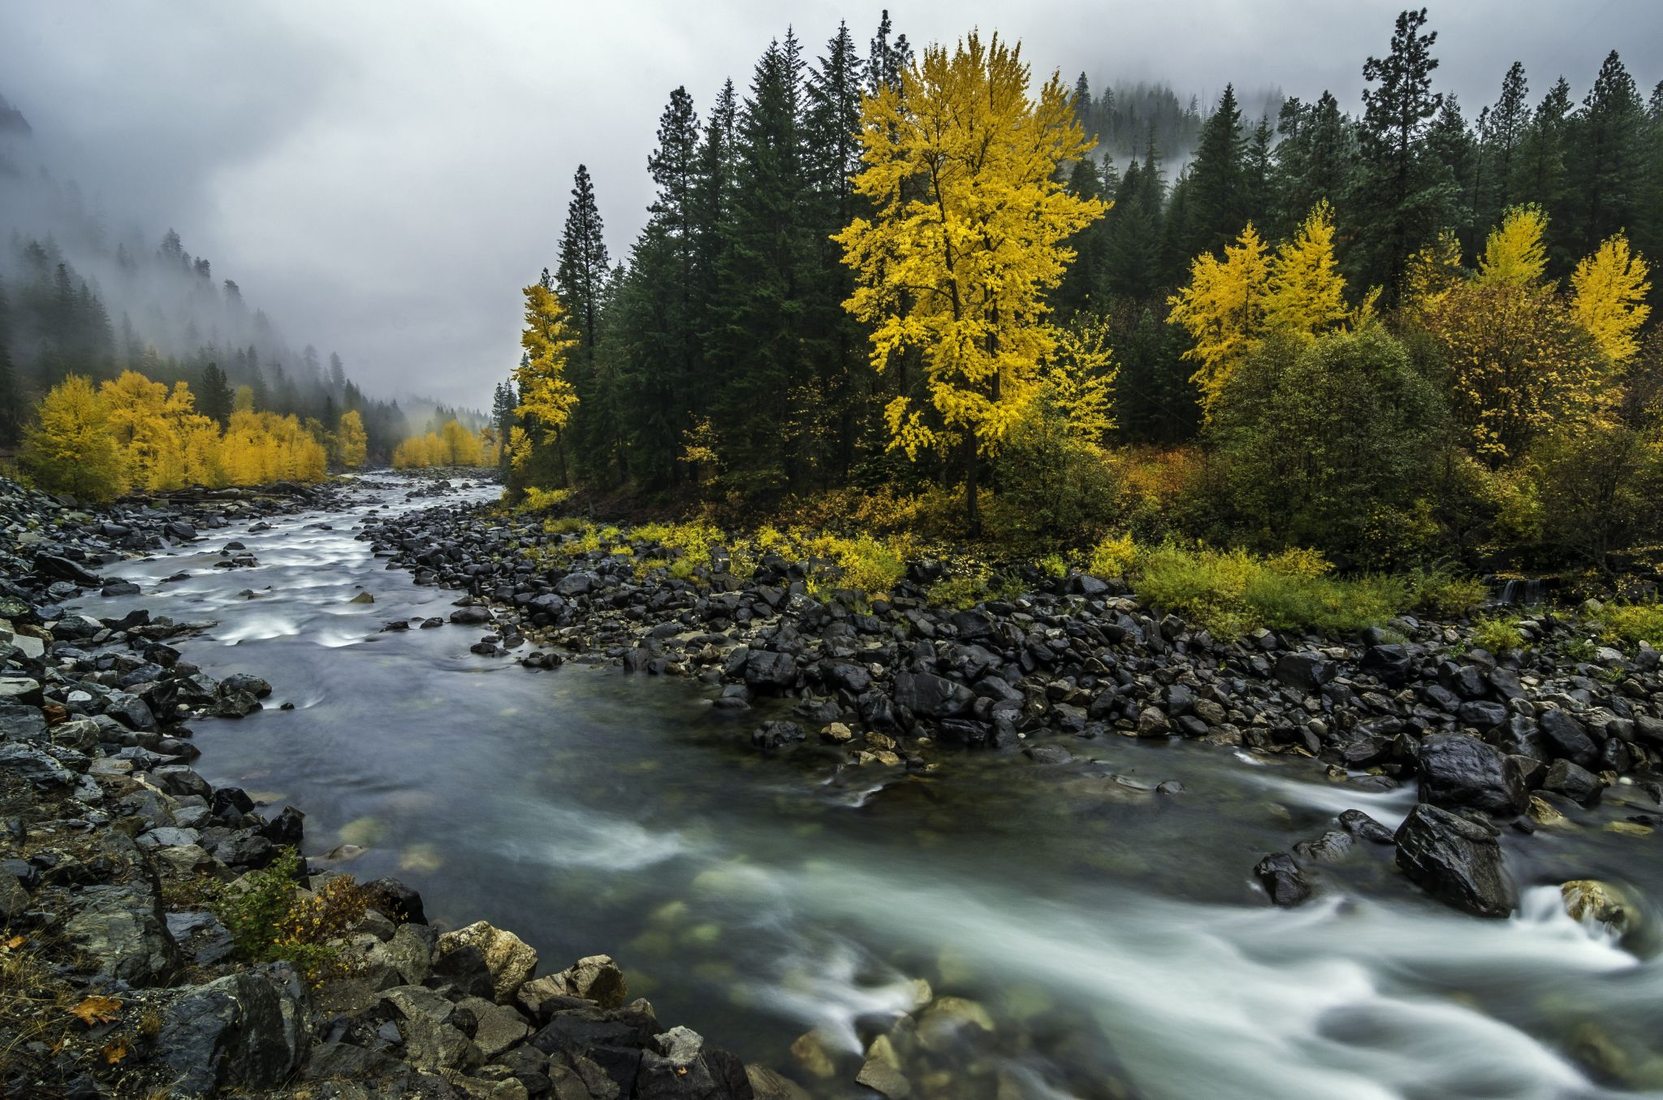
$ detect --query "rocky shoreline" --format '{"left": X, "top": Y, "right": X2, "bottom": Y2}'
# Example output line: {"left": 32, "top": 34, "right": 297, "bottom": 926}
{"left": 364, "top": 485, "right": 1663, "bottom": 922}
{"left": 0, "top": 475, "right": 771, "bottom": 1099}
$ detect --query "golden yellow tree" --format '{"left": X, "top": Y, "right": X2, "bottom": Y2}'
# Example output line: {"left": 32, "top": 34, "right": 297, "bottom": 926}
{"left": 1412, "top": 207, "right": 1608, "bottom": 463}
{"left": 517, "top": 281, "right": 579, "bottom": 438}
{"left": 336, "top": 409, "right": 369, "bottom": 469}
{"left": 1263, "top": 201, "right": 1353, "bottom": 338}
{"left": 834, "top": 32, "right": 1105, "bottom": 530}
{"left": 1571, "top": 232, "right": 1651, "bottom": 364}
{"left": 21, "top": 375, "right": 129, "bottom": 501}
{"left": 1167, "top": 224, "right": 1271, "bottom": 414}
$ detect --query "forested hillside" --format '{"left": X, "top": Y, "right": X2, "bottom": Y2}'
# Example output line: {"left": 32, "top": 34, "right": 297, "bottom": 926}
{"left": 0, "top": 93, "right": 411, "bottom": 459}
{"left": 501, "top": 8, "right": 1662, "bottom": 576}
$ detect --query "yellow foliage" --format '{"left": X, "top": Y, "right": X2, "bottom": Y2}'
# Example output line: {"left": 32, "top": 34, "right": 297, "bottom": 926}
{"left": 335, "top": 409, "right": 368, "bottom": 469}
{"left": 517, "top": 281, "right": 580, "bottom": 438}
{"left": 98, "top": 371, "right": 222, "bottom": 491}
{"left": 1263, "top": 202, "right": 1350, "bottom": 339}
{"left": 1088, "top": 532, "right": 1138, "bottom": 578}
{"left": 1571, "top": 232, "right": 1651, "bottom": 363}
{"left": 1044, "top": 315, "right": 1119, "bottom": 439}
{"left": 20, "top": 375, "right": 129, "bottom": 501}
{"left": 835, "top": 32, "right": 1106, "bottom": 463}
{"left": 1405, "top": 230, "right": 1466, "bottom": 307}
{"left": 218, "top": 409, "right": 328, "bottom": 485}
{"left": 391, "top": 419, "right": 491, "bottom": 469}
{"left": 1167, "top": 224, "right": 1271, "bottom": 414}
{"left": 1476, "top": 205, "right": 1549, "bottom": 288}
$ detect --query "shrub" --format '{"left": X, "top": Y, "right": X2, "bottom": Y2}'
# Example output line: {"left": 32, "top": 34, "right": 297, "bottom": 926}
{"left": 1592, "top": 603, "right": 1663, "bottom": 649}
{"left": 1088, "top": 532, "right": 1139, "bottom": 579}
{"left": 1471, "top": 616, "right": 1526, "bottom": 653}
{"left": 213, "top": 848, "right": 368, "bottom": 983}
{"left": 987, "top": 399, "right": 1119, "bottom": 551}
{"left": 928, "top": 571, "right": 991, "bottom": 610}
{"left": 1406, "top": 565, "right": 1490, "bottom": 617}
{"left": 1133, "top": 542, "right": 1405, "bottom": 638}
{"left": 516, "top": 486, "right": 572, "bottom": 515}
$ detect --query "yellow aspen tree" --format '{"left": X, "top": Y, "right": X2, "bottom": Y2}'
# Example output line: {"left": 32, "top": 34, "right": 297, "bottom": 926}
{"left": 834, "top": 32, "right": 1105, "bottom": 531}
{"left": 517, "top": 282, "right": 580, "bottom": 437}
{"left": 1166, "top": 224, "right": 1271, "bottom": 415}
{"left": 1475, "top": 205, "right": 1549, "bottom": 288}
{"left": 1571, "top": 232, "right": 1651, "bottom": 363}
{"left": 21, "top": 375, "right": 129, "bottom": 501}
{"left": 1043, "top": 315, "right": 1119, "bottom": 439}
{"left": 1263, "top": 201, "right": 1351, "bottom": 339}
{"left": 336, "top": 409, "right": 369, "bottom": 469}
{"left": 1404, "top": 230, "right": 1466, "bottom": 309}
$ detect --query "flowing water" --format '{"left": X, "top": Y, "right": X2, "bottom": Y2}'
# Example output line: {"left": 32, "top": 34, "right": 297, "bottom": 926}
{"left": 81, "top": 476, "right": 1663, "bottom": 1099}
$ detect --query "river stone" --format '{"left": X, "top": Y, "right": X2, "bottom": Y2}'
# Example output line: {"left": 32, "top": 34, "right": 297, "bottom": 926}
{"left": 747, "top": 1064, "right": 813, "bottom": 1100}
{"left": 1561, "top": 880, "right": 1637, "bottom": 939}
{"left": 1418, "top": 733, "right": 1529, "bottom": 817}
{"left": 537, "top": 953, "right": 629, "bottom": 1009}
{"left": 450, "top": 605, "right": 493, "bottom": 625}
{"left": 916, "top": 997, "right": 995, "bottom": 1053}
{"left": 436, "top": 920, "right": 538, "bottom": 1003}
{"left": 0, "top": 677, "right": 43, "bottom": 707}
{"left": 160, "top": 963, "right": 309, "bottom": 1095}
{"left": 1542, "top": 759, "right": 1604, "bottom": 804}
{"left": 65, "top": 882, "right": 179, "bottom": 984}
{"left": 856, "top": 1057, "right": 914, "bottom": 1099}
{"left": 744, "top": 650, "right": 798, "bottom": 690}
{"left": 0, "top": 741, "right": 74, "bottom": 786}
{"left": 1274, "top": 653, "right": 1334, "bottom": 693}
{"left": 1254, "top": 852, "right": 1312, "bottom": 906}
{"left": 893, "top": 672, "right": 973, "bottom": 719}
{"left": 1537, "top": 709, "right": 1599, "bottom": 767}
{"left": 1394, "top": 804, "right": 1515, "bottom": 917}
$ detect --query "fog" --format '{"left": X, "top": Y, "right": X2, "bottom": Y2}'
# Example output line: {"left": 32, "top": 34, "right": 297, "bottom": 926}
{"left": 1, "top": 0, "right": 1657, "bottom": 408}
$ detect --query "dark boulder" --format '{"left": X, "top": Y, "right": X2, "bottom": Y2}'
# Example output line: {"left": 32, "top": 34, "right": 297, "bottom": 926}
{"left": 160, "top": 964, "right": 309, "bottom": 1096}
{"left": 743, "top": 650, "right": 798, "bottom": 691}
{"left": 1394, "top": 804, "right": 1514, "bottom": 917}
{"left": 1274, "top": 653, "right": 1335, "bottom": 693}
{"left": 1418, "top": 734, "right": 1529, "bottom": 817}
{"left": 1254, "top": 852, "right": 1312, "bottom": 907}
{"left": 1542, "top": 759, "right": 1604, "bottom": 805}
{"left": 1537, "top": 709, "right": 1599, "bottom": 767}
{"left": 892, "top": 672, "right": 973, "bottom": 719}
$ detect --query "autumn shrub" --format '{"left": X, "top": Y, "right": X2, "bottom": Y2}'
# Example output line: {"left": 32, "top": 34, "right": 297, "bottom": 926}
{"left": 214, "top": 848, "right": 368, "bottom": 983}
{"left": 1470, "top": 616, "right": 1527, "bottom": 653}
{"left": 515, "top": 486, "right": 572, "bottom": 515}
{"left": 1105, "top": 445, "right": 1210, "bottom": 542}
{"left": 1592, "top": 603, "right": 1663, "bottom": 649}
{"left": 1132, "top": 542, "right": 1405, "bottom": 637}
{"left": 1405, "top": 565, "right": 1490, "bottom": 617}
{"left": 928, "top": 569, "right": 992, "bottom": 610}
{"left": 1087, "top": 532, "right": 1139, "bottom": 579}
{"left": 987, "top": 399, "right": 1119, "bottom": 551}
{"left": 1528, "top": 418, "right": 1663, "bottom": 568}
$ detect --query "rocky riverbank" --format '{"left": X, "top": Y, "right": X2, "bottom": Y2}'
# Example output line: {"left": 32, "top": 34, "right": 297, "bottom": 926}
{"left": 363, "top": 490, "right": 1663, "bottom": 922}
{"left": 0, "top": 476, "right": 769, "bottom": 1099}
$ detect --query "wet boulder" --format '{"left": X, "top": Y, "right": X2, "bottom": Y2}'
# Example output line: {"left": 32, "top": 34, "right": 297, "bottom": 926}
{"left": 1274, "top": 653, "right": 1334, "bottom": 693}
{"left": 1253, "top": 852, "right": 1312, "bottom": 907}
{"left": 743, "top": 650, "right": 798, "bottom": 691}
{"left": 635, "top": 1025, "right": 752, "bottom": 1099}
{"left": 1537, "top": 709, "right": 1599, "bottom": 767}
{"left": 1417, "top": 733, "right": 1529, "bottom": 817}
{"left": 892, "top": 672, "right": 973, "bottom": 719}
{"left": 1394, "top": 804, "right": 1515, "bottom": 917}
{"left": 1541, "top": 759, "right": 1604, "bottom": 805}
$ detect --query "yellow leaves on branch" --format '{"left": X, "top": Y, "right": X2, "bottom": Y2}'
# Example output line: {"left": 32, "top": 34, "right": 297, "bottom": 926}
{"left": 1571, "top": 232, "right": 1651, "bottom": 364}
{"left": 834, "top": 32, "right": 1106, "bottom": 462}
{"left": 1476, "top": 204, "right": 1549, "bottom": 288}
{"left": 1168, "top": 202, "right": 1353, "bottom": 417}
{"left": 335, "top": 409, "right": 369, "bottom": 469}
{"left": 20, "top": 375, "right": 128, "bottom": 501}
{"left": 516, "top": 280, "right": 580, "bottom": 439}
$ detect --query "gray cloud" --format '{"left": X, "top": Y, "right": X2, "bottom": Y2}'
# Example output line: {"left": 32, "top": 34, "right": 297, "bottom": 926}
{"left": 2, "top": 0, "right": 1657, "bottom": 409}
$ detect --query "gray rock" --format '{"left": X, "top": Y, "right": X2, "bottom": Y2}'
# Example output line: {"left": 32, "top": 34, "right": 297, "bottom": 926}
{"left": 743, "top": 650, "right": 798, "bottom": 690}
{"left": 1254, "top": 852, "right": 1312, "bottom": 907}
{"left": 1542, "top": 759, "right": 1604, "bottom": 805}
{"left": 435, "top": 920, "right": 538, "bottom": 1003}
{"left": 1274, "top": 653, "right": 1334, "bottom": 693}
{"left": 0, "top": 741, "right": 74, "bottom": 786}
{"left": 64, "top": 882, "right": 179, "bottom": 985}
{"left": 892, "top": 672, "right": 973, "bottom": 719}
{"left": 1537, "top": 709, "right": 1599, "bottom": 767}
{"left": 1395, "top": 804, "right": 1515, "bottom": 917}
{"left": 160, "top": 964, "right": 309, "bottom": 1095}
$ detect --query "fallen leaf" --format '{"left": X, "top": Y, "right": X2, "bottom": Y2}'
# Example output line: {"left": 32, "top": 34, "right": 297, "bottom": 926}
{"left": 69, "top": 995, "right": 123, "bottom": 1026}
{"left": 101, "top": 1039, "right": 128, "bottom": 1064}
{"left": 3, "top": 935, "right": 25, "bottom": 950}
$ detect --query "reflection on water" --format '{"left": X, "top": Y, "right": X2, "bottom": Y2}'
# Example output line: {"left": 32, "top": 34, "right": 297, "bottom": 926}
{"left": 82, "top": 477, "right": 1663, "bottom": 1099}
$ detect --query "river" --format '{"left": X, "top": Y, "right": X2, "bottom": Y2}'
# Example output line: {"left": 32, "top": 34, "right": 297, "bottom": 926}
{"left": 79, "top": 475, "right": 1663, "bottom": 1099}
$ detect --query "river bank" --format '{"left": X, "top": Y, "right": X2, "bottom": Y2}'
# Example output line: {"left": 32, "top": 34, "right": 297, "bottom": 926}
{"left": 0, "top": 475, "right": 767, "bottom": 1099}
{"left": 363, "top": 487, "right": 1663, "bottom": 924}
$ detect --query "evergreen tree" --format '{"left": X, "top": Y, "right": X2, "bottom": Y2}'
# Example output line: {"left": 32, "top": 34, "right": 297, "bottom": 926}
{"left": 555, "top": 163, "right": 619, "bottom": 481}
{"left": 710, "top": 32, "right": 812, "bottom": 496}
{"left": 1351, "top": 7, "right": 1455, "bottom": 301}
{"left": 1567, "top": 51, "right": 1645, "bottom": 258}
{"left": 1478, "top": 62, "right": 1531, "bottom": 229}
{"left": 0, "top": 277, "right": 17, "bottom": 446}
{"left": 1173, "top": 84, "right": 1250, "bottom": 262}
{"left": 198, "top": 362, "right": 234, "bottom": 427}
{"left": 1270, "top": 92, "right": 1356, "bottom": 240}
{"left": 1428, "top": 96, "right": 1479, "bottom": 251}
{"left": 1517, "top": 76, "right": 1574, "bottom": 259}
{"left": 867, "top": 10, "right": 911, "bottom": 95}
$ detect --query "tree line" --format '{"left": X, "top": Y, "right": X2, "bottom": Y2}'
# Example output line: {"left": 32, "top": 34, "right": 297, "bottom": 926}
{"left": 498, "top": 9, "right": 1661, "bottom": 573}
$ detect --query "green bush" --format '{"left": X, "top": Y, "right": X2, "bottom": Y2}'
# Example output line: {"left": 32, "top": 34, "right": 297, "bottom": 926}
{"left": 1406, "top": 564, "right": 1490, "bottom": 617}
{"left": 214, "top": 848, "right": 369, "bottom": 983}
{"left": 1207, "top": 328, "right": 1451, "bottom": 564}
{"left": 1133, "top": 542, "right": 1405, "bottom": 638}
{"left": 1471, "top": 616, "right": 1526, "bottom": 653}
{"left": 1592, "top": 603, "right": 1663, "bottom": 649}
{"left": 988, "top": 399, "right": 1119, "bottom": 551}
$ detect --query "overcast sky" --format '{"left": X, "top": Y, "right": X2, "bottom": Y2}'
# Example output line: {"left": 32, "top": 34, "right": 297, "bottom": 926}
{"left": 2, "top": 0, "right": 1658, "bottom": 408}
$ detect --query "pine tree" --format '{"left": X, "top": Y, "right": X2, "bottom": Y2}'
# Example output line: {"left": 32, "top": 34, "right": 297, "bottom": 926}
{"left": 1567, "top": 51, "right": 1645, "bottom": 257}
{"left": 1351, "top": 7, "right": 1456, "bottom": 301}
{"left": 1428, "top": 96, "right": 1479, "bottom": 250}
{"left": 1478, "top": 62, "right": 1531, "bottom": 229}
{"left": 709, "top": 32, "right": 812, "bottom": 496}
{"left": 198, "top": 363, "right": 234, "bottom": 427}
{"left": 0, "top": 277, "right": 17, "bottom": 446}
{"left": 1269, "top": 92, "right": 1356, "bottom": 240}
{"left": 1175, "top": 84, "right": 1250, "bottom": 261}
{"left": 555, "top": 163, "right": 618, "bottom": 482}
{"left": 867, "top": 10, "right": 911, "bottom": 96}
